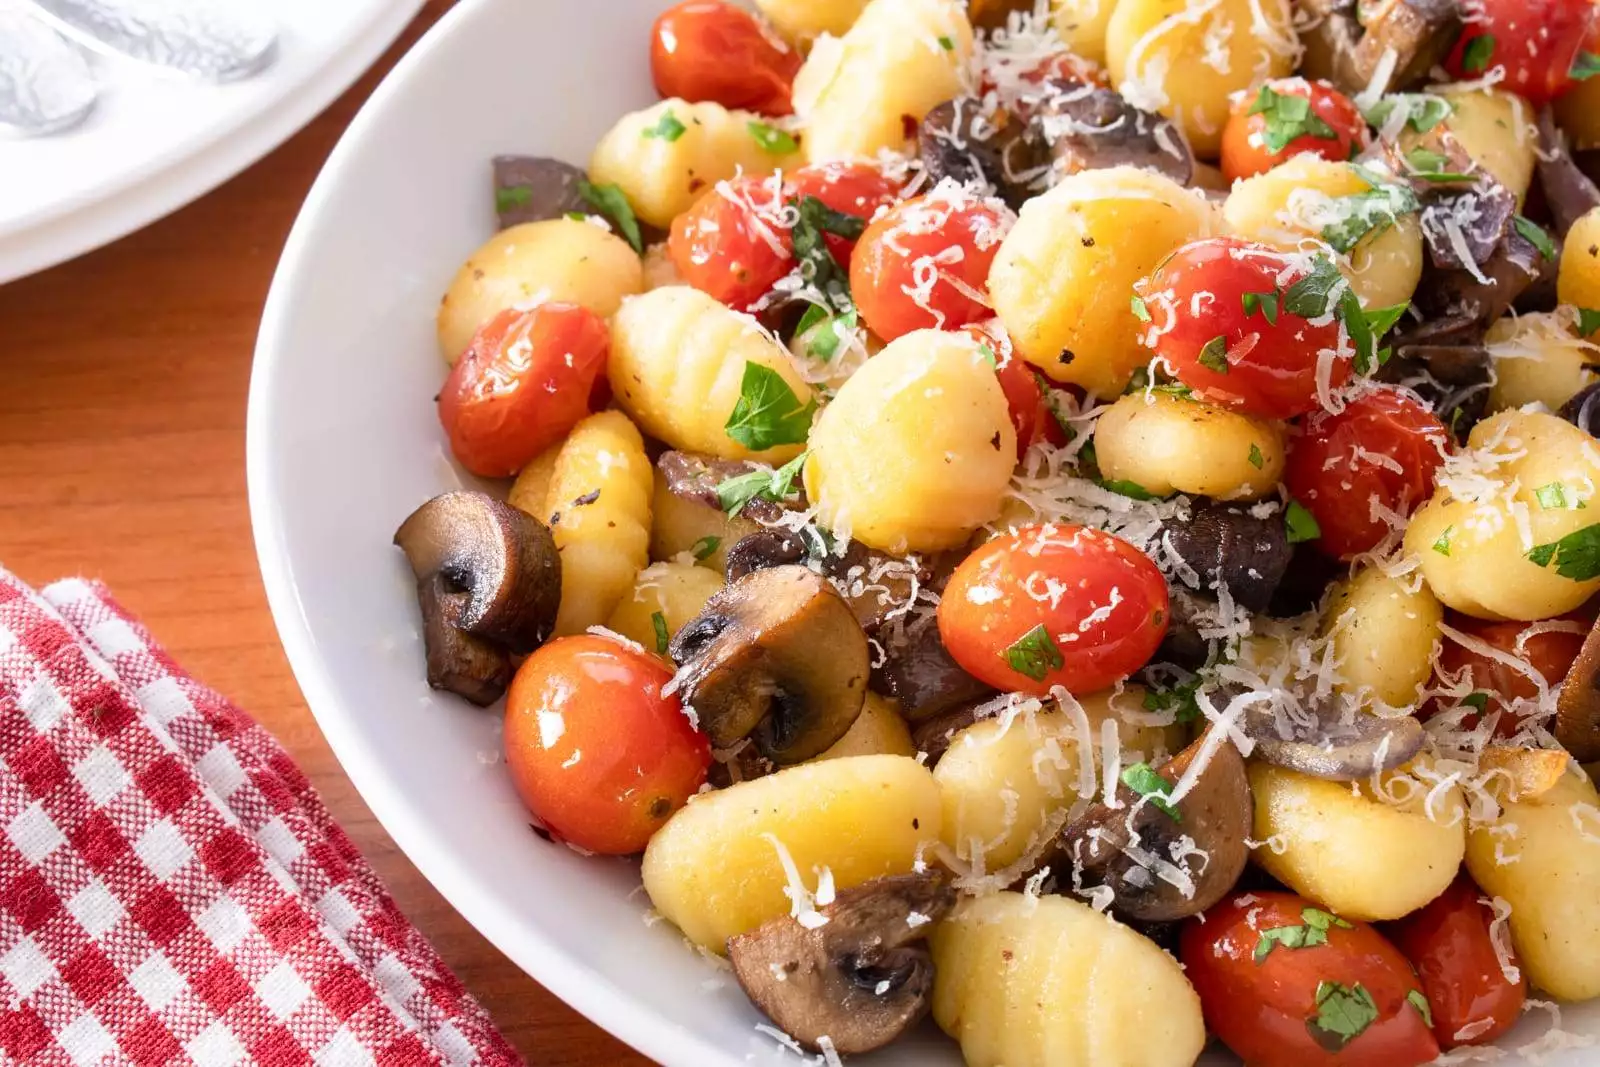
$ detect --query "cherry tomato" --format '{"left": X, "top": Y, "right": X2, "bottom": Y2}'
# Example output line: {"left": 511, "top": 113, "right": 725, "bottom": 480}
{"left": 503, "top": 635, "right": 710, "bottom": 855}
{"left": 669, "top": 174, "right": 795, "bottom": 310}
{"left": 438, "top": 304, "right": 610, "bottom": 478}
{"left": 938, "top": 523, "right": 1168, "bottom": 695}
{"left": 1143, "top": 237, "right": 1349, "bottom": 420}
{"left": 650, "top": 1, "right": 800, "bottom": 115}
{"left": 1445, "top": 0, "right": 1599, "bottom": 107}
{"left": 1182, "top": 891, "right": 1441, "bottom": 1067}
{"left": 1221, "top": 78, "right": 1368, "bottom": 183}
{"left": 1429, "top": 613, "right": 1587, "bottom": 734}
{"left": 1385, "top": 875, "right": 1527, "bottom": 1048}
{"left": 980, "top": 53, "right": 1111, "bottom": 115}
{"left": 850, "top": 193, "right": 1012, "bottom": 342}
{"left": 788, "top": 161, "right": 901, "bottom": 264}
{"left": 1284, "top": 386, "right": 1451, "bottom": 559}
{"left": 964, "top": 322, "right": 1071, "bottom": 458}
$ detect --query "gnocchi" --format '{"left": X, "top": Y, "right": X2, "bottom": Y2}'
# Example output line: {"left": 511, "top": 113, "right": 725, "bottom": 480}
{"left": 603, "top": 561, "right": 725, "bottom": 654}
{"left": 1322, "top": 565, "right": 1444, "bottom": 708}
{"left": 1092, "top": 390, "right": 1285, "bottom": 501}
{"left": 1486, "top": 311, "right": 1600, "bottom": 414}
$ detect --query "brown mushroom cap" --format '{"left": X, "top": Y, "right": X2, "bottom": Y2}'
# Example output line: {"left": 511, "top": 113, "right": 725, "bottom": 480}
{"left": 393, "top": 491, "right": 561, "bottom": 704}
{"left": 918, "top": 97, "right": 1048, "bottom": 209}
{"left": 1032, "top": 80, "right": 1194, "bottom": 186}
{"left": 727, "top": 873, "right": 956, "bottom": 1056}
{"left": 1301, "top": 0, "right": 1462, "bottom": 94}
{"left": 1054, "top": 732, "right": 1252, "bottom": 922}
{"left": 492, "top": 156, "right": 590, "bottom": 229}
{"left": 1557, "top": 617, "right": 1600, "bottom": 762}
{"left": 1536, "top": 106, "right": 1600, "bottom": 236}
{"left": 1242, "top": 707, "right": 1426, "bottom": 781}
{"left": 668, "top": 565, "right": 869, "bottom": 763}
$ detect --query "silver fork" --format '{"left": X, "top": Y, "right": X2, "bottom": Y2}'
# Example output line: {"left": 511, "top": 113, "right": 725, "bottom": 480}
{"left": 0, "top": 2, "right": 96, "bottom": 136}
{"left": 25, "top": 0, "right": 276, "bottom": 82}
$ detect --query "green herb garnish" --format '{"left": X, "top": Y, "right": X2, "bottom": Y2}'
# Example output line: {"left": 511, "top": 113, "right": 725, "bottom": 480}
{"left": 1121, "top": 763, "right": 1180, "bottom": 820}
{"left": 651, "top": 612, "right": 670, "bottom": 654}
{"left": 1525, "top": 523, "right": 1600, "bottom": 580}
{"left": 1286, "top": 500, "right": 1321, "bottom": 544}
{"left": 1248, "top": 84, "right": 1338, "bottom": 154}
{"left": 1003, "top": 624, "right": 1064, "bottom": 682}
{"left": 577, "top": 180, "right": 643, "bottom": 253}
{"left": 644, "top": 110, "right": 687, "bottom": 141}
{"left": 747, "top": 120, "right": 798, "bottom": 154}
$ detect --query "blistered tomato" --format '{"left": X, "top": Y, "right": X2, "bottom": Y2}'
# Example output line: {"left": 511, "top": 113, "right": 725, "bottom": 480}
{"left": 964, "top": 322, "right": 1070, "bottom": 459}
{"left": 1430, "top": 613, "right": 1587, "bottom": 734}
{"left": 1444, "top": 0, "right": 1599, "bottom": 107}
{"left": 938, "top": 523, "right": 1168, "bottom": 695}
{"left": 650, "top": 0, "right": 801, "bottom": 115}
{"left": 503, "top": 635, "right": 710, "bottom": 855}
{"left": 1385, "top": 874, "right": 1527, "bottom": 1048}
{"left": 438, "top": 303, "right": 610, "bottom": 478}
{"left": 1142, "top": 237, "right": 1349, "bottom": 420}
{"left": 1181, "top": 891, "right": 1441, "bottom": 1067}
{"left": 1221, "top": 78, "right": 1368, "bottom": 183}
{"left": 668, "top": 174, "right": 794, "bottom": 310}
{"left": 1284, "top": 386, "right": 1450, "bottom": 558}
{"left": 850, "top": 192, "right": 1013, "bottom": 342}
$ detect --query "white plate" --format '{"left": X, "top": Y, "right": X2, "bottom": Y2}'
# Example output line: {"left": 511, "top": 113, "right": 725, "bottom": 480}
{"left": 247, "top": 0, "right": 1600, "bottom": 1063}
{"left": 0, "top": 0, "right": 426, "bottom": 284}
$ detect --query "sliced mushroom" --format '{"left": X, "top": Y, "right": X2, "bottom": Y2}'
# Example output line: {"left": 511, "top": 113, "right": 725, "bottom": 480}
{"left": 668, "top": 566, "right": 869, "bottom": 763}
{"left": 1031, "top": 80, "right": 1193, "bottom": 186}
{"left": 918, "top": 97, "right": 1048, "bottom": 209}
{"left": 1242, "top": 704, "right": 1426, "bottom": 780}
{"left": 871, "top": 623, "right": 996, "bottom": 722}
{"left": 727, "top": 873, "right": 956, "bottom": 1055}
{"left": 1536, "top": 107, "right": 1600, "bottom": 237}
{"left": 658, "top": 450, "right": 802, "bottom": 524}
{"left": 394, "top": 491, "right": 562, "bottom": 704}
{"left": 1559, "top": 383, "right": 1600, "bottom": 437}
{"left": 1053, "top": 732, "right": 1252, "bottom": 921}
{"left": 1301, "top": 0, "right": 1462, "bottom": 94}
{"left": 492, "top": 156, "right": 590, "bottom": 228}
{"left": 1161, "top": 501, "right": 1293, "bottom": 614}
{"left": 1557, "top": 616, "right": 1600, "bottom": 761}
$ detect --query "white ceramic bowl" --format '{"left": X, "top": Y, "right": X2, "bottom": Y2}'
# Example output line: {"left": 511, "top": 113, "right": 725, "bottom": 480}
{"left": 247, "top": 1, "right": 1598, "bottom": 1063}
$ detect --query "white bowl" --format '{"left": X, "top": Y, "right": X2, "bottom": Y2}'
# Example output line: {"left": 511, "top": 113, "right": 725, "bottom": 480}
{"left": 247, "top": 1, "right": 1598, "bottom": 1063}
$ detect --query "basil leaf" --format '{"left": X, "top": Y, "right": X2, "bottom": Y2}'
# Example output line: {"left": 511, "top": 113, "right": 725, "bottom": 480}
{"left": 1286, "top": 500, "right": 1322, "bottom": 544}
{"left": 1462, "top": 691, "right": 1490, "bottom": 712}
{"left": 651, "top": 611, "right": 670, "bottom": 654}
{"left": 1308, "top": 981, "right": 1379, "bottom": 1052}
{"left": 791, "top": 195, "right": 861, "bottom": 313}
{"left": 1131, "top": 294, "right": 1152, "bottom": 322}
{"left": 1362, "top": 302, "right": 1408, "bottom": 336}
{"left": 1248, "top": 84, "right": 1339, "bottom": 154}
{"left": 724, "top": 362, "right": 817, "bottom": 450}
{"left": 1362, "top": 94, "right": 1452, "bottom": 134}
{"left": 1099, "top": 479, "right": 1161, "bottom": 500}
{"left": 1407, "top": 989, "right": 1434, "bottom": 1028}
{"left": 1574, "top": 51, "right": 1600, "bottom": 81}
{"left": 691, "top": 536, "right": 721, "bottom": 560}
{"left": 1120, "top": 762, "right": 1180, "bottom": 820}
{"left": 496, "top": 185, "right": 532, "bottom": 213}
{"left": 1283, "top": 255, "right": 1345, "bottom": 319}
{"left": 644, "top": 110, "right": 687, "bottom": 141}
{"left": 1003, "top": 624, "right": 1064, "bottom": 682}
{"left": 1524, "top": 523, "right": 1600, "bottom": 580}
{"left": 937, "top": 34, "right": 954, "bottom": 50}
{"left": 577, "top": 180, "right": 643, "bottom": 253}
{"left": 1514, "top": 215, "right": 1557, "bottom": 261}
{"left": 1321, "top": 170, "right": 1420, "bottom": 254}
{"left": 1536, "top": 483, "right": 1570, "bottom": 510}
{"left": 715, "top": 451, "right": 810, "bottom": 515}
{"left": 1198, "top": 335, "right": 1230, "bottom": 374}
{"left": 1248, "top": 443, "right": 1265, "bottom": 469}
{"left": 1242, "top": 289, "right": 1281, "bottom": 325}
{"left": 1433, "top": 526, "right": 1454, "bottom": 556}
{"left": 1578, "top": 307, "right": 1600, "bottom": 337}
{"left": 1461, "top": 34, "right": 1496, "bottom": 74}
{"left": 747, "top": 120, "right": 798, "bottom": 154}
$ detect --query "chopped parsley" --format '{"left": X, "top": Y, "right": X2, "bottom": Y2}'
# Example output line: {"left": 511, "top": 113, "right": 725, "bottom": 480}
{"left": 1462, "top": 691, "right": 1490, "bottom": 712}
{"left": 1578, "top": 308, "right": 1600, "bottom": 337}
{"left": 1248, "top": 443, "right": 1265, "bottom": 470}
{"left": 496, "top": 185, "right": 532, "bottom": 213}
{"left": 1120, "top": 763, "right": 1180, "bottom": 820}
{"left": 1407, "top": 990, "right": 1434, "bottom": 1028}
{"left": 651, "top": 612, "right": 670, "bottom": 654}
{"left": 1143, "top": 677, "right": 1202, "bottom": 724}
{"left": 1248, "top": 84, "right": 1338, "bottom": 154}
{"left": 1432, "top": 526, "right": 1454, "bottom": 556}
{"left": 577, "top": 180, "right": 643, "bottom": 253}
{"left": 791, "top": 195, "right": 863, "bottom": 313}
{"left": 563, "top": 210, "right": 587, "bottom": 221}
{"left": 1536, "top": 483, "right": 1571, "bottom": 510}
{"left": 747, "top": 120, "right": 798, "bottom": 154}
{"left": 1460, "top": 34, "right": 1496, "bottom": 74}
{"left": 1321, "top": 167, "right": 1420, "bottom": 254}
{"left": 724, "top": 362, "right": 817, "bottom": 450}
{"left": 1308, "top": 981, "right": 1379, "bottom": 1052}
{"left": 1003, "top": 624, "right": 1064, "bottom": 682}
{"left": 795, "top": 304, "right": 856, "bottom": 361}
{"left": 1362, "top": 94, "right": 1452, "bottom": 134}
{"left": 1100, "top": 479, "right": 1161, "bottom": 500}
{"left": 937, "top": 34, "right": 954, "bottom": 50}
{"left": 691, "top": 535, "right": 721, "bottom": 561}
{"left": 1573, "top": 51, "right": 1600, "bottom": 81}
{"left": 1254, "top": 906, "right": 1353, "bottom": 962}
{"left": 1198, "top": 335, "right": 1230, "bottom": 374}
{"left": 1525, "top": 523, "right": 1600, "bottom": 580}
{"left": 1514, "top": 215, "right": 1557, "bottom": 261}
{"left": 1283, "top": 254, "right": 1382, "bottom": 372}
{"left": 1285, "top": 500, "right": 1322, "bottom": 544}
{"left": 1131, "top": 294, "right": 1152, "bottom": 322}
{"left": 1242, "top": 288, "right": 1281, "bottom": 325}
{"left": 715, "top": 451, "right": 810, "bottom": 515}
{"left": 977, "top": 342, "right": 998, "bottom": 370}
{"left": 1403, "top": 148, "right": 1474, "bottom": 182}
{"left": 644, "top": 109, "right": 687, "bottom": 141}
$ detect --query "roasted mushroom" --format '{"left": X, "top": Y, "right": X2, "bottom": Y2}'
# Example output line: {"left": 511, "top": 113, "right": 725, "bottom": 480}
{"left": 1557, "top": 617, "right": 1600, "bottom": 762}
{"left": 1054, "top": 732, "right": 1252, "bottom": 921}
{"left": 727, "top": 873, "right": 956, "bottom": 1055}
{"left": 1240, "top": 702, "right": 1426, "bottom": 779}
{"left": 1031, "top": 80, "right": 1194, "bottom": 186}
{"left": 1161, "top": 501, "right": 1293, "bottom": 613}
{"left": 668, "top": 566, "right": 870, "bottom": 763}
{"left": 492, "top": 156, "right": 590, "bottom": 228}
{"left": 393, "top": 491, "right": 562, "bottom": 704}
{"left": 872, "top": 623, "right": 997, "bottom": 721}
{"left": 1536, "top": 107, "right": 1600, "bottom": 236}
{"left": 1301, "top": 0, "right": 1463, "bottom": 94}
{"left": 1376, "top": 338, "right": 1493, "bottom": 439}
{"left": 909, "top": 698, "right": 991, "bottom": 763}
{"left": 658, "top": 450, "right": 802, "bottom": 524}
{"left": 1560, "top": 383, "right": 1600, "bottom": 436}
{"left": 919, "top": 97, "right": 1047, "bottom": 209}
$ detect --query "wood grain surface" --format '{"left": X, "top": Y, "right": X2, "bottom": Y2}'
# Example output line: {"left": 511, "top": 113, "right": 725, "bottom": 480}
{"left": 0, "top": 4, "right": 653, "bottom": 1063}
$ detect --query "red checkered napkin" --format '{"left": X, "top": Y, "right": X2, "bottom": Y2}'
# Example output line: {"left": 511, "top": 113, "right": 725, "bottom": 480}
{"left": 0, "top": 569, "right": 521, "bottom": 1067}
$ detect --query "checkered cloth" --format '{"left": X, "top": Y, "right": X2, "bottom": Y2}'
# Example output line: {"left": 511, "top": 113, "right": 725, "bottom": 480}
{"left": 0, "top": 569, "right": 521, "bottom": 1066}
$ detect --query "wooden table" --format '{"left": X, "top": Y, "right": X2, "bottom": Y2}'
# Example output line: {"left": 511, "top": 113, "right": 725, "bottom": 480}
{"left": 0, "top": 4, "right": 652, "bottom": 1063}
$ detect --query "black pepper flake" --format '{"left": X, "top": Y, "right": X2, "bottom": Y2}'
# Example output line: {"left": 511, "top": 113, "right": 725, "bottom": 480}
{"left": 572, "top": 489, "right": 601, "bottom": 506}
{"left": 990, "top": 431, "right": 1002, "bottom": 449}
{"left": 1081, "top": 236, "right": 1096, "bottom": 247}
{"left": 1590, "top": 244, "right": 1598, "bottom": 257}
{"left": 912, "top": 818, "right": 921, "bottom": 830}
{"left": 550, "top": 512, "right": 562, "bottom": 526}
{"left": 1058, "top": 349, "right": 1076, "bottom": 365}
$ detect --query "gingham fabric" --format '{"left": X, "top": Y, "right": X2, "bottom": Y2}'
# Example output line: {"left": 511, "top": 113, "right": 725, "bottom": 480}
{"left": 0, "top": 569, "right": 521, "bottom": 1066}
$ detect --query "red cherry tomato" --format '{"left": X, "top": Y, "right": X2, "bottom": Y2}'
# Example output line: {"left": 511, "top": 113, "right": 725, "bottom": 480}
{"left": 1143, "top": 237, "right": 1349, "bottom": 419}
{"left": 1429, "top": 613, "right": 1587, "bottom": 734}
{"left": 1385, "top": 875, "right": 1527, "bottom": 1049}
{"left": 438, "top": 304, "right": 610, "bottom": 478}
{"left": 1284, "top": 387, "right": 1451, "bottom": 559}
{"left": 503, "top": 635, "right": 710, "bottom": 855}
{"left": 938, "top": 523, "right": 1168, "bottom": 695}
{"left": 1445, "top": 0, "right": 1599, "bottom": 107}
{"left": 1221, "top": 78, "right": 1369, "bottom": 183}
{"left": 669, "top": 174, "right": 795, "bottom": 310}
{"left": 1181, "top": 891, "right": 1441, "bottom": 1067}
{"left": 650, "top": 1, "right": 801, "bottom": 115}
{"left": 850, "top": 192, "right": 1013, "bottom": 342}
{"left": 788, "top": 161, "right": 901, "bottom": 264}
{"left": 964, "top": 322, "right": 1070, "bottom": 458}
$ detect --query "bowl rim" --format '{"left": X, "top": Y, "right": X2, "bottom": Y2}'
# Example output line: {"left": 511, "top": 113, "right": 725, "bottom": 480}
{"left": 245, "top": 2, "right": 732, "bottom": 1063}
